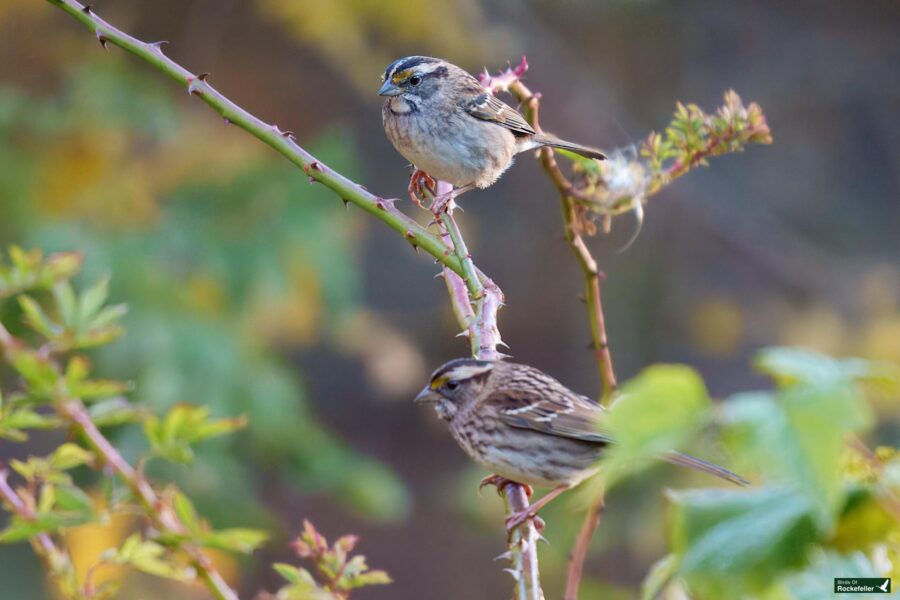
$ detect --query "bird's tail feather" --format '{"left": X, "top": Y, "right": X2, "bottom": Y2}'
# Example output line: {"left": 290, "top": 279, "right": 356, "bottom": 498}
{"left": 664, "top": 451, "right": 749, "bottom": 486}
{"left": 533, "top": 134, "right": 606, "bottom": 160}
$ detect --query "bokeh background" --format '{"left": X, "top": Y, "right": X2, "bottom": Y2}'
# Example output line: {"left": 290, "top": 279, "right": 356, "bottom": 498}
{"left": 1, "top": 1, "right": 898, "bottom": 598}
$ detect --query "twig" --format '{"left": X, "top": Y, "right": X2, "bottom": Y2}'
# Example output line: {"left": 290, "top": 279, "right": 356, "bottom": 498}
{"left": 431, "top": 182, "right": 539, "bottom": 599}
{"left": 0, "top": 320, "right": 238, "bottom": 600}
{"left": 59, "top": 399, "right": 238, "bottom": 600}
{"left": 504, "top": 74, "right": 615, "bottom": 600}
{"left": 44, "top": 0, "right": 464, "bottom": 279}
{"left": 0, "top": 468, "right": 70, "bottom": 582}
{"left": 509, "top": 80, "right": 617, "bottom": 400}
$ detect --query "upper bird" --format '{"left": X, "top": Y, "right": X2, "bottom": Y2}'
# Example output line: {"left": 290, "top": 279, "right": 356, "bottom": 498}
{"left": 379, "top": 56, "right": 605, "bottom": 212}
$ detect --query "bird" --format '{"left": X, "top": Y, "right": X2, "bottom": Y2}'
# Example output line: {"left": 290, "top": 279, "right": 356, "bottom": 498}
{"left": 379, "top": 56, "right": 605, "bottom": 212}
{"left": 414, "top": 358, "right": 748, "bottom": 532}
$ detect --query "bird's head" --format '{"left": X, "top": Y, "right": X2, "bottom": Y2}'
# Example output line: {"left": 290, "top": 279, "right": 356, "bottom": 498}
{"left": 414, "top": 358, "right": 495, "bottom": 421}
{"left": 379, "top": 56, "right": 451, "bottom": 111}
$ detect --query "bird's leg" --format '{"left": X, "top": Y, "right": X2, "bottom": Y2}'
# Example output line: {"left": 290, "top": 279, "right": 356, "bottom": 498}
{"left": 504, "top": 484, "right": 570, "bottom": 534}
{"left": 408, "top": 168, "right": 436, "bottom": 208}
{"left": 479, "top": 474, "right": 533, "bottom": 498}
{"left": 430, "top": 183, "right": 475, "bottom": 215}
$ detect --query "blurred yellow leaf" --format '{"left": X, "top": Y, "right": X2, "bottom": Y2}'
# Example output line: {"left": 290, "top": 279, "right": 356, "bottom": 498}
{"left": 690, "top": 296, "right": 744, "bottom": 356}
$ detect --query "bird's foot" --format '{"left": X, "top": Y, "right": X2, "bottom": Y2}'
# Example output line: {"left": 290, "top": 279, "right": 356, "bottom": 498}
{"left": 429, "top": 190, "right": 456, "bottom": 215}
{"left": 505, "top": 509, "right": 546, "bottom": 543}
{"left": 408, "top": 169, "right": 436, "bottom": 208}
{"left": 478, "top": 475, "right": 533, "bottom": 498}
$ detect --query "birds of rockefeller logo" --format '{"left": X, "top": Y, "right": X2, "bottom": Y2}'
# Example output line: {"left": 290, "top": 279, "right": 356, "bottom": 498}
{"left": 834, "top": 577, "right": 891, "bottom": 594}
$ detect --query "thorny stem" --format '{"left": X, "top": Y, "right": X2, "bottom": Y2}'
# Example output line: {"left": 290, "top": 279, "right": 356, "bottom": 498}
{"left": 430, "top": 182, "right": 538, "bottom": 598}
{"left": 44, "top": 0, "right": 463, "bottom": 280}
{"left": 0, "top": 468, "right": 72, "bottom": 589}
{"left": 42, "top": 1, "right": 535, "bottom": 596}
{"left": 509, "top": 80, "right": 618, "bottom": 401}
{"left": 503, "top": 74, "right": 616, "bottom": 599}
{"left": 0, "top": 321, "right": 238, "bottom": 600}
{"left": 60, "top": 400, "right": 238, "bottom": 600}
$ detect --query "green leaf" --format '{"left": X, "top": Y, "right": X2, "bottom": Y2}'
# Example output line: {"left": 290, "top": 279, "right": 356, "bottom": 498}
{"left": 55, "top": 485, "right": 96, "bottom": 519}
{"left": 18, "top": 295, "right": 58, "bottom": 338}
{"left": 78, "top": 277, "right": 110, "bottom": 325}
{"left": 755, "top": 347, "right": 897, "bottom": 390}
{"left": 50, "top": 443, "right": 94, "bottom": 470}
{"left": 640, "top": 554, "right": 679, "bottom": 600}
{"left": 171, "top": 491, "right": 201, "bottom": 536}
{"left": 669, "top": 486, "right": 821, "bottom": 597}
{"left": 87, "top": 397, "right": 145, "bottom": 426}
{"left": 0, "top": 514, "right": 67, "bottom": 543}
{"left": 110, "top": 533, "right": 195, "bottom": 582}
{"left": 202, "top": 528, "right": 269, "bottom": 554}
{"left": 771, "top": 549, "right": 881, "bottom": 600}
{"left": 603, "top": 365, "right": 711, "bottom": 485}
{"left": 273, "top": 562, "right": 317, "bottom": 586}
{"left": 53, "top": 281, "right": 78, "bottom": 329}
{"left": 722, "top": 382, "right": 871, "bottom": 522}
{"left": 144, "top": 404, "right": 246, "bottom": 464}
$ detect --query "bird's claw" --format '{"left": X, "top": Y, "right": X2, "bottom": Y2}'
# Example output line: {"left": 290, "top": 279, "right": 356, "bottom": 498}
{"left": 408, "top": 169, "right": 436, "bottom": 208}
{"left": 478, "top": 475, "right": 533, "bottom": 498}
{"left": 505, "top": 510, "right": 545, "bottom": 544}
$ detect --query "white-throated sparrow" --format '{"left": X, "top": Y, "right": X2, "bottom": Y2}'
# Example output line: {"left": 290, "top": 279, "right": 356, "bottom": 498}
{"left": 380, "top": 56, "right": 605, "bottom": 211}
{"left": 414, "top": 358, "right": 748, "bottom": 531}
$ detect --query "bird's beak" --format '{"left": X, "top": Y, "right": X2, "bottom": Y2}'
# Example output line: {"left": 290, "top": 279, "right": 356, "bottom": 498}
{"left": 378, "top": 80, "right": 403, "bottom": 97}
{"left": 414, "top": 386, "right": 439, "bottom": 405}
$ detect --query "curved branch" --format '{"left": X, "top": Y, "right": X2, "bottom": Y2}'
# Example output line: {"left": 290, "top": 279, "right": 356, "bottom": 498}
{"left": 44, "top": 0, "right": 462, "bottom": 279}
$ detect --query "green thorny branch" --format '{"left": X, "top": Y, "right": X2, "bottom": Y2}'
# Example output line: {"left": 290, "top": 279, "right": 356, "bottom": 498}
{"left": 0, "top": 246, "right": 247, "bottom": 600}
{"left": 43, "top": 3, "right": 772, "bottom": 600}
{"left": 43, "top": 0, "right": 523, "bottom": 597}
{"left": 480, "top": 57, "right": 771, "bottom": 599}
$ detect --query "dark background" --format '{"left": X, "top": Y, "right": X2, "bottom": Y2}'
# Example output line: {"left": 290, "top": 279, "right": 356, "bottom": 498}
{"left": 0, "top": 1, "right": 897, "bottom": 598}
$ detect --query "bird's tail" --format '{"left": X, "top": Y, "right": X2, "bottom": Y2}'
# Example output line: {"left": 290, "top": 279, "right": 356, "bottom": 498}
{"left": 664, "top": 451, "right": 749, "bottom": 486}
{"left": 532, "top": 133, "right": 606, "bottom": 160}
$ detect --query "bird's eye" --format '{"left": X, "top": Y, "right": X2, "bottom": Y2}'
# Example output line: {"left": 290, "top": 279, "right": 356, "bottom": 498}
{"left": 445, "top": 380, "right": 460, "bottom": 391}
{"left": 408, "top": 75, "right": 422, "bottom": 86}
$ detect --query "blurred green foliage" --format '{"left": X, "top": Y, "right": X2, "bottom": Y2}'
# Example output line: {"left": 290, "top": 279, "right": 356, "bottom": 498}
{"left": 626, "top": 348, "right": 900, "bottom": 599}
{"left": 0, "top": 57, "right": 409, "bottom": 526}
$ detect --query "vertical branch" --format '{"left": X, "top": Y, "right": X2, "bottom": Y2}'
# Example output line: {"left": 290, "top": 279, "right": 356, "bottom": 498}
{"left": 502, "top": 76, "right": 616, "bottom": 600}
{"left": 509, "top": 81, "right": 618, "bottom": 401}
{"left": 432, "top": 181, "right": 541, "bottom": 600}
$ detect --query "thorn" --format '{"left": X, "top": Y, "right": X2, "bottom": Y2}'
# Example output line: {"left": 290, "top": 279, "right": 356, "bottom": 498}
{"left": 494, "top": 550, "right": 514, "bottom": 562}
{"left": 503, "top": 568, "right": 520, "bottom": 582}
{"left": 148, "top": 40, "right": 168, "bottom": 51}
{"left": 358, "top": 184, "right": 368, "bottom": 191}
{"left": 434, "top": 272, "right": 444, "bottom": 279}
{"left": 513, "top": 55, "right": 529, "bottom": 77}
{"left": 280, "top": 130, "right": 295, "bottom": 140}
{"left": 95, "top": 31, "right": 108, "bottom": 51}
{"left": 455, "top": 331, "right": 470, "bottom": 338}
{"left": 308, "top": 176, "right": 317, "bottom": 183}
{"left": 82, "top": 5, "right": 92, "bottom": 14}
{"left": 197, "top": 72, "right": 210, "bottom": 81}
{"left": 223, "top": 117, "right": 231, "bottom": 126}
{"left": 342, "top": 199, "right": 349, "bottom": 208}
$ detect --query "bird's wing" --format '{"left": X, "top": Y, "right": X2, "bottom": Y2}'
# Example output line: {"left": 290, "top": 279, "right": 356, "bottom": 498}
{"left": 461, "top": 92, "right": 536, "bottom": 137}
{"left": 486, "top": 388, "right": 612, "bottom": 444}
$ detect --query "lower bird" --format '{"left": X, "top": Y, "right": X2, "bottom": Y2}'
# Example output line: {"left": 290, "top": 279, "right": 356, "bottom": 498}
{"left": 379, "top": 56, "right": 605, "bottom": 212}
{"left": 414, "top": 358, "right": 748, "bottom": 532}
